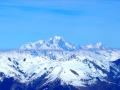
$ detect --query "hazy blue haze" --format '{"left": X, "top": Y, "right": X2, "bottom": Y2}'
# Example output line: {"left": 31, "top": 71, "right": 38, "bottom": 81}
{"left": 0, "top": 0, "right": 120, "bottom": 49}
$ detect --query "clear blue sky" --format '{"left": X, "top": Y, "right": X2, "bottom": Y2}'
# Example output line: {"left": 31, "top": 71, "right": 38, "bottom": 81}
{"left": 0, "top": 0, "right": 120, "bottom": 49}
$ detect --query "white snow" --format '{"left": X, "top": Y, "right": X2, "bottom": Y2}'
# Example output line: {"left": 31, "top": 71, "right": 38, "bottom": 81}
{"left": 0, "top": 36, "right": 120, "bottom": 87}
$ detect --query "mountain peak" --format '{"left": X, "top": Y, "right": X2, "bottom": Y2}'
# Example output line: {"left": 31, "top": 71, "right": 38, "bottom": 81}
{"left": 49, "top": 36, "right": 64, "bottom": 44}
{"left": 20, "top": 36, "right": 76, "bottom": 51}
{"left": 1, "top": 37, "right": 120, "bottom": 90}
{"left": 81, "top": 42, "right": 103, "bottom": 50}
{"left": 50, "top": 36, "right": 63, "bottom": 41}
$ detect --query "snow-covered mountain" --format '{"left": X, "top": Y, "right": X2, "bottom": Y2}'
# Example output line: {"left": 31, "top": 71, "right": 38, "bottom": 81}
{"left": 20, "top": 36, "right": 76, "bottom": 51}
{"left": 0, "top": 36, "right": 120, "bottom": 90}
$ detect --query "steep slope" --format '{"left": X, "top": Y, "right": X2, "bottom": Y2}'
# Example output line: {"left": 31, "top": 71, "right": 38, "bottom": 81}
{"left": 20, "top": 36, "right": 76, "bottom": 51}
{"left": 0, "top": 36, "right": 120, "bottom": 90}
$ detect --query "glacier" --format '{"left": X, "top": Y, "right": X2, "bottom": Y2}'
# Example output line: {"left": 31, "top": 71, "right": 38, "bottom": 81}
{"left": 0, "top": 36, "right": 120, "bottom": 90}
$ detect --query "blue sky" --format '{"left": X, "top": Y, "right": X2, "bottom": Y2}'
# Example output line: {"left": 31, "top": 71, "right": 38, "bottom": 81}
{"left": 0, "top": 0, "right": 120, "bottom": 49}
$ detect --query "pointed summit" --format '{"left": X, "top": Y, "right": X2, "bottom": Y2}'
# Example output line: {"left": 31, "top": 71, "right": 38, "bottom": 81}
{"left": 20, "top": 36, "right": 76, "bottom": 51}
{"left": 50, "top": 36, "right": 63, "bottom": 40}
{"left": 49, "top": 36, "right": 64, "bottom": 44}
{"left": 48, "top": 36, "right": 76, "bottom": 50}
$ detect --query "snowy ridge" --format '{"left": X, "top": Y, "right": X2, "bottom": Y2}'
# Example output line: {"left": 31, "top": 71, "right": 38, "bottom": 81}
{"left": 0, "top": 36, "right": 120, "bottom": 89}
{"left": 81, "top": 42, "right": 104, "bottom": 50}
{"left": 20, "top": 36, "right": 76, "bottom": 51}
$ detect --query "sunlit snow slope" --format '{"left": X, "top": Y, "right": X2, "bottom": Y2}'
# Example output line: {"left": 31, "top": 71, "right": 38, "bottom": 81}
{"left": 0, "top": 36, "right": 120, "bottom": 90}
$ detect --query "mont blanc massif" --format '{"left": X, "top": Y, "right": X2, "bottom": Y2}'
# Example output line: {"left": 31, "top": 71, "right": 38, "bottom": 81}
{"left": 0, "top": 36, "right": 120, "bottom": 90}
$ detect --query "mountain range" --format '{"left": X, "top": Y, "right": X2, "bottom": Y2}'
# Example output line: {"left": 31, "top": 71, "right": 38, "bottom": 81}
{"left": 0, "top": 36, "right": 120, "bottom": 90}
